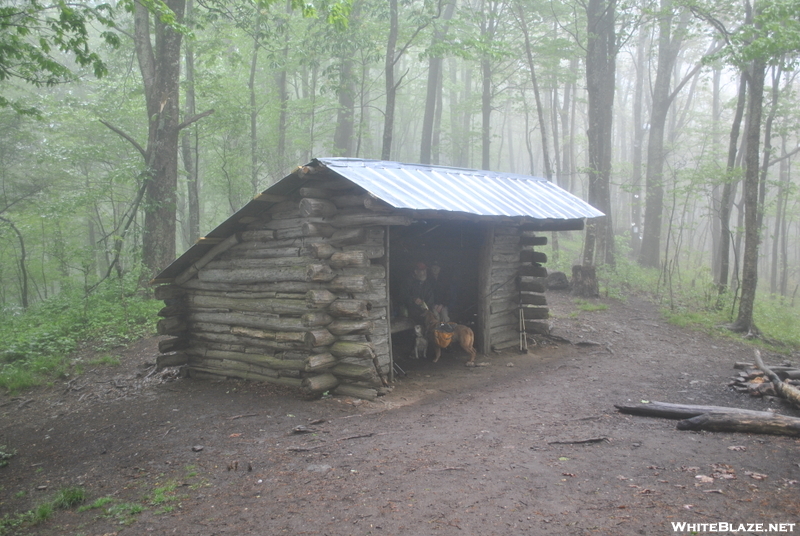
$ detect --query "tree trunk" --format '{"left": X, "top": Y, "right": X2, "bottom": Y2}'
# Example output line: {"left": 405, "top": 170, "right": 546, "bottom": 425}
{"left": 582, "top": 0, "right": 616, "bottom": 270}
{"left": 334, "top": 58, "right": 355, "bottom": 157}
{"left": 718, "top": 78, "right": 746, "bottom": 296}
{"left": 134, "top": 0, "right": 186, "bottom": 279}
{"left": 771, "top": 135, "right": 790, "bottom": 294}
{"left": 615, "top": 400, "right": 785, "bottom": 419}
{"left": 730, "top": 57, "right": 766, "bottom": 334}
{"left": 676, "top": 412, "right": 800, "bottom": 436}
{"left": 420, "top": 0, "right": 455, "bottom": 164}
{"left": 629, "top": 30, "right": 646, "bottom": 256}
{"left": 381, "top": 0, "right": 399, "bottom": 160}
{"left": 480, "top": 0, "right": 497, "bottom": 170}
{"left": 710, "top": 67, "right": 722, "bottom": 279}
{"left": 516, "top": 1, "right": 552, "bottom": 181}
{"left": 0, "top": 216, "right": 29, "bottom": 308}
{"left": 639, "top": 0, "right": 686, "bottom": 268}
{"left": 181, "top": 0, "right": 200, "bottom": 246}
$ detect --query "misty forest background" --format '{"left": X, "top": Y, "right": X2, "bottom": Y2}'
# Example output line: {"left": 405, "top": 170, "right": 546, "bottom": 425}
{"left": 1, "top": 0, "right": 800, "bottom": 389}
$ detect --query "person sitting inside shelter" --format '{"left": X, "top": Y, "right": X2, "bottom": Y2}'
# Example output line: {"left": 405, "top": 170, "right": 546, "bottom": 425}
{"left": 430, "top": 261, "right": 451, "bottom": 322}
{"left": 402, "top": 261, "right": 435, "bottom": 324}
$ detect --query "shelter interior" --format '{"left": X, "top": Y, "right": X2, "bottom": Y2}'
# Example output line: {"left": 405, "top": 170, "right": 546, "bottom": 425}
{"left": 388, "top": 220, "right": 485, "bottom": 353}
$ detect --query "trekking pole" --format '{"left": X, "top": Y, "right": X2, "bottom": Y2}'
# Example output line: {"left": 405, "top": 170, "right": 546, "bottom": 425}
{"left": 519, "top": 307, "right": 528, "bottom": 353}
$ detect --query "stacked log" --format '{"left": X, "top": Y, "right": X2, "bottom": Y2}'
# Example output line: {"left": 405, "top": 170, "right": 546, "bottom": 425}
{"left": 487, "top": 225, "right": 550, "bottom": 352}
{"left": 154, "top": 172, "right": 401, "bottom": 400}
{"left": 729, "top": 360, "right": 800, "bottom": 398}
{"left": 517, "top": 226, "right": 549, "bottom": 334}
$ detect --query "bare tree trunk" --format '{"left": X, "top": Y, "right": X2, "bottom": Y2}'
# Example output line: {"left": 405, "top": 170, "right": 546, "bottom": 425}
{"left": 515, "top": 1, "right": 552, "bottom": 181}
{"left": 717, "top": 74, "right": 747, "bottom": 297}
{"left": 420, "top": 0, "right": 456, "bottom": 164}
{"left": 582, "top": 0, "right": 616, "bottom": 272}
{"left": 481, "top": 54, "right": 492, "bottom": 170}
{"left": 710, "top": 67, "right": 722, "bottom": 279}
{"left": 630, "top": 29, "right": 646, "bottom": 256}
{"left": 181, "top": 0, "right": 200, "bottom": 245}
{"left": 248, "top": 34, "right": 260, "bottom": 193}
{"left": 381, "top": 0, "right": 399, "bottom": 160}
{"left": 0, "top": 216, "right": 28, "bottom": 308}
{"left": 731, "top": 56, "right": 766, "bottom": 334}
{"left": 771, "top": 135, "right": 789, "bottom": 294}
{"left": 134, "top": 0, "right": 186, "bottom": 279}
{"left": 480, "top": 0, "right": 497, "bottom": 170}
{"left": 559, "top": 59, "right": 576, "bottom": 190}
{"left": 639, "top": 0, "right": 687, "bottom": 268}
{"left": 334, "top": 57, "right": 356, "bottom": 157}
{"left": 461, "top": 65, "right": 472, "bottom": 167}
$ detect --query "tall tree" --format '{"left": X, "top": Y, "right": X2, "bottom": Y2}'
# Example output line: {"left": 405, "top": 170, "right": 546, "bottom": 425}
{"left": 582, "top": 0, "right": 617, "bottom": 273}
{"left": 420, "top": 0, "right": 456, "bottom": 164}
{"left": 514, "top": 0, "right": 553, "bottom": 181}
{"left": 638, "top": 0, "right": 689, "bottom": 268}
{"left": 133, "top": 0, "right": 187, "bottom": 279}
{"left": 181, "top": 0, "right": 200, "bottom": 246}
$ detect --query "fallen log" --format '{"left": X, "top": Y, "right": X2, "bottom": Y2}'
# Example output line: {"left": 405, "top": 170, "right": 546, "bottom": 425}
{"left": 676, "top": 412, "right": 800, "bottom": 437}
{"left": 615, "top": 401, "right": 779, "bottom": 420}
{"left": 754, "top": 349, "right": 800, "bottom": 408}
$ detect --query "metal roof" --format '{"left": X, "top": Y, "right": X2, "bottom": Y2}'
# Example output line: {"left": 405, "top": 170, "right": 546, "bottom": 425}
{"left": 317, "top": 158, "right": 604, "bottom": 219}
{"left": 153, "top": 158, "right": 602, "bottom": 282}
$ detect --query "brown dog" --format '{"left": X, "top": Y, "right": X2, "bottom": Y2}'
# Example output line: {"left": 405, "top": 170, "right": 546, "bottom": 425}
{"left": 423, "top": 310, "right": 477, "bottom": 365}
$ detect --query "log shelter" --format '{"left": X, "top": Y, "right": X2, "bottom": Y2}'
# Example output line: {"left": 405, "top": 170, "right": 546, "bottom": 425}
{"left": 151, "top": 158, "right": 604, "bottom": 400}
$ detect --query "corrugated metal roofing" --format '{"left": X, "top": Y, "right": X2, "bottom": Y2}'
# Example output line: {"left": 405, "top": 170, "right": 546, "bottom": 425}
{"left": 316, "top": 158, "right": 604, "bottom": 220}
{"left": 153, "top": 158, "right": 602, "bottom": 282}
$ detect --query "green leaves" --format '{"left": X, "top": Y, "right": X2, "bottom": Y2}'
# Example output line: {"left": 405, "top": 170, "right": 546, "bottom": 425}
{"left": 0, "top": 1, "right": 121, "bottom": 113}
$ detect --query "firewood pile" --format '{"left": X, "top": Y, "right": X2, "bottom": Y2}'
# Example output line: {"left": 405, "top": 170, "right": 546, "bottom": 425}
{"left": 729, "top": 360, "right": 800, "bottom": 398}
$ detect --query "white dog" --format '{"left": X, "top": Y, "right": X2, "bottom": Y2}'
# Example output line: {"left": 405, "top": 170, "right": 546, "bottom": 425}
{"left": 413, "top": 325, "right": 428, "bottom": 359}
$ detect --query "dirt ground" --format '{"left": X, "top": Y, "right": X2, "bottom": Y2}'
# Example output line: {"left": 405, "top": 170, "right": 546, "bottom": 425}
{"left": 1, "top": 290, "right": 799, "bottom": 536}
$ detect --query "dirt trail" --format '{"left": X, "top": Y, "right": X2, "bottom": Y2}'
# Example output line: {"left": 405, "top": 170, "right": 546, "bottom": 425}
{"left": 1, "top": 291, "right": 798, "bottom": 535}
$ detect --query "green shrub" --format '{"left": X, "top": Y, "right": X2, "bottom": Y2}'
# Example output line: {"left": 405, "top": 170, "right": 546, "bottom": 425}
{"left": 0, "top": 272, "right": 161, "bottom": 392}
{"left": 51, "top": 486, "right": 86, "bottom": 509}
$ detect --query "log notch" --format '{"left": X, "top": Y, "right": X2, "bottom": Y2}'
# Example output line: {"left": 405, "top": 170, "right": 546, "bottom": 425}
{"left": 517, "top": 227, "right": 549, "bottom": 338}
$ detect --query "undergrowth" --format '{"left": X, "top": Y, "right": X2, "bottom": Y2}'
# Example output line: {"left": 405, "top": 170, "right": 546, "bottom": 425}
{"left": 543, "top": 233, "right": 800, "bottom": 350}
{"left": 0, "top": 273, "right": 161, "bottom": 392}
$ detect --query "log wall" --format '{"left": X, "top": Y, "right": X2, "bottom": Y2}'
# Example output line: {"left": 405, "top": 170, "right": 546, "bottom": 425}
{"left": 484, "top": 224, "right": 550, "bottom": 352}
{"left": 155, "top": 172, "right": 396, "bottom": 400}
